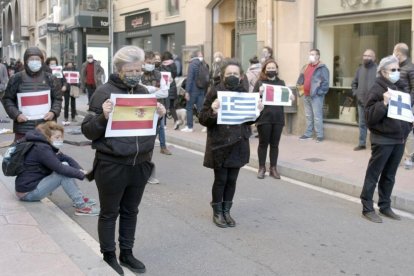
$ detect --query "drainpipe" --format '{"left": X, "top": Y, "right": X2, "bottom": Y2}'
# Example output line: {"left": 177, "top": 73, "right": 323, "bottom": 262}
{"left": 109, "top": 0, "right": 114, "bottom": 73}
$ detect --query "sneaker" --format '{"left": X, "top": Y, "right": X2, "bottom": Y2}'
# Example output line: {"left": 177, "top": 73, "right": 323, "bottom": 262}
{"left": 73, "top": 197, "right": 97, "bottom": 207}
{"left": 71, "top": 118, "right": 78, "bottom": 123}
{"left": 62, "top": 120, "right": 70, "bottom": 126}
{"left": 181, "top": 126, "right": 193, "bottom": 132}
{"left": 160, "top": 147, "right": 172, "bottom": 155}
{"left": 316, "top": 137, "right": 324, "bottom": 143}
{"left": 201, "top": 127, "right": 207, "bottom": 133}
{"left": 299, "top": 135, "right": 312, "bottom": 140}
{"left": 379, "top": 208, "right": 401, "bottom": 220}
{"left": 173, "top": 121, "right": 181, "bottom": 130}
{"left": 354, "top": 145, "right": 366, "bottom": 151}
{"left": 75, "top": 206, "right": 100, "bottom": 216}
{"left": 362, "top": 211, "right": 382, "bottom": 223}
{"left": 147, "top": 176, "right": 160, "bottom": 184}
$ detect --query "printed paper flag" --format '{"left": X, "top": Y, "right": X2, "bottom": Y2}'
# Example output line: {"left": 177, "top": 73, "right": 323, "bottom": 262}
{"left": 387, "top": 88, "right": 413, "bottom": 123}
{"left": 105, "top": 94, "right": 159, "bottom": 137}
{"left": 51, "top": 66, "right": 63, "bottom": 79}
{"left": 217, "top": 91, "right": 260, "bottom": 125}
{"left": 262, "top": 84, "right": 292, "bottom": 106}
{"left": 63, "top": 71, "right": 80, "bottom": 84}
{"left": 17, "top": 90, "right": 51, "bottom": 120}
{"left": 160, "top": 71, "right": 171, "bottom": 90}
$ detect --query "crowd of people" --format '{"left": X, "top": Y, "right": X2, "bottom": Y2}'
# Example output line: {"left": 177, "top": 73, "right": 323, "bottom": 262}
{"left": 1, "top": 42, "right": 413, "bottom": 274}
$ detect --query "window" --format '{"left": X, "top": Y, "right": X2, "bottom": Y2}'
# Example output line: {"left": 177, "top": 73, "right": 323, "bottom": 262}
{"left": 79, "top": 0, "right": 108, "bottom": 12}
{"left": 49, "top": 0, "right": 58, "bottom": 14}
{"left": 166, "top": 0, "right": 179, "bottom": 16}
{"left": 61, "top": 0, "right": 72, "bottom": 20}
{"left": 37, "top": 0, "right": 47, "bottom": 20}
{"left": 130, "top": 36, "right": 152, "bottom": 52}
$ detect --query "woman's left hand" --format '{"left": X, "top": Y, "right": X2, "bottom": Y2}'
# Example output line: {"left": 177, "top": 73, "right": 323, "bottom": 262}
{"left": 156, "top": 102, "right": 166, "bottom": 117}
{"left": 290, "top": 93, "right": 296, "bottom": 101}
{"left": 44, "top": 112, "right": 55, "bottom": 121}
{"left": 258, "top": 99, "right": 264, "bottom": 111}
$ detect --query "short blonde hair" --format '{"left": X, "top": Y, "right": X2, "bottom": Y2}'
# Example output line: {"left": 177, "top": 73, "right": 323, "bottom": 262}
{"left": 36, "top": 121, "right": 64, "bottom": 142}
{"left": 113, "top": 46, "right": 145, "bottom": 73}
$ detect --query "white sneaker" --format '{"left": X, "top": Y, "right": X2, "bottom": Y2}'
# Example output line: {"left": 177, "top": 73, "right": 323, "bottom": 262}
{"left": 201, "top": 127, "right": 207, "bottom": 133}
{"left": 147, "top": 176, "right": 160, "bottom": 184}
{"left": 180, "top": 126, "right": 193, "bottom": 132}
{"left": 62, "top": 120, "right": 71, "bottom": 126}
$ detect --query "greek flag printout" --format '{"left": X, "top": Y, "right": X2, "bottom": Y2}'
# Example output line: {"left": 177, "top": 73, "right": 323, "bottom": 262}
{"left": 387, "top": 88, "right": 414, "bottom": 123}
{"left": 217, "top": 91, "right": 260, "bottom": 125}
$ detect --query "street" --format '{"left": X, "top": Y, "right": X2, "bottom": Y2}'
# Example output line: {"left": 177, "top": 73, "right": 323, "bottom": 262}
{"left": 47, "top": 140, "right": 414, "bottom": 276}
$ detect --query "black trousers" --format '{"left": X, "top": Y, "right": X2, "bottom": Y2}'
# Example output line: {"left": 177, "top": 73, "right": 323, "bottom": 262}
{"left": 360, "top": 143, "right": 405, "bottom": 213}
{"left": 63, "top": 91, "right": 76, "bottom": 120}
{"left": 86, "top": 83, "right": 96, "bottom": 103}
{"left": 95, "top": 159, "right": 153, "bottom": 253}
{"left": 257, "top": 123, "right": 284, "bottom": 167}
{"left": 166, "top": 98, "right": 178, "bottom": 122}
{"left": 212, "top": 167, "right": 240, "bottom": 203}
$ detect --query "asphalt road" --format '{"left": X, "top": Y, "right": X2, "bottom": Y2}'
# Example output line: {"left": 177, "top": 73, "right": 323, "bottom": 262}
{"left": 46, "top": 140, "right": 414, "bottom": 276}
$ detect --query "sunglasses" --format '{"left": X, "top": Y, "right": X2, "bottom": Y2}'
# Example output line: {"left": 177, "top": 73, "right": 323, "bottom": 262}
{"left": 389, "top": 68, "right": 401, "bottom": 72}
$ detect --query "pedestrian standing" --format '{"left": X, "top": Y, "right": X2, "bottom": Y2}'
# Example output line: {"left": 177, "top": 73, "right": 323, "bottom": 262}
{"left": 254, "top": 59, "right": 294, "bottom": 179}
{"left": 80, "top": 54, "right": 105, "bottom": 103}
{"left": 245, "top": 56, "right": 261, "bottom": 92}
{"left": 160, "top": 51, "right": 179, "bottom": 130}
{"left": 351, "top": 49, "right": 377, "bottom": 151}
{"left": 199, "top": 59, "right": 263, "bottom": 228}
{"left": 360, "top": 55, "right": 412, "bottom": 223}
{"left": 62, "top": 61, "right": 78, "bottom": 124}
{"left": 82, "top": 46, "right": 166, "bottom": 275}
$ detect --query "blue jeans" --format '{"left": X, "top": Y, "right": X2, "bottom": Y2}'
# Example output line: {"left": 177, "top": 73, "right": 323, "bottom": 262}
{"left": 20, "top": 172, "right": 85, "bottom": 208}
{"left": 158, "top": 118, "right": 166, "bottom": 148}
{"left": 357, "top": 104, "right": 367, "bottom": 146}
{"left": 303, "top": 95, "right": 325, "bottom": 138}
{"left": 186, "top": 91, "right": 205, "bottom": 128}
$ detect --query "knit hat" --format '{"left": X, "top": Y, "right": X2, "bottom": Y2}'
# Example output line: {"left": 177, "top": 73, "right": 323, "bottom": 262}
{"left": 23, "top": 47, "right": 44, "bottom": 64}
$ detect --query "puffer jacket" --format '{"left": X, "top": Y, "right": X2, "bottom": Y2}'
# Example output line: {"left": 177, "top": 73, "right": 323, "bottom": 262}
{"left": 199, "top": 82, "right": 253, "bottom": 169}
{"left": 81, "top": 74, "right": 157, "bottom": 166}
{"left": 296, "top": 62, "right": 330, "bottom": 97}
{"left": 399, "top": 58, "right": 414, "bottom": 105}
{"left": 365, "top": 75, "right": 412, "bottom": 143}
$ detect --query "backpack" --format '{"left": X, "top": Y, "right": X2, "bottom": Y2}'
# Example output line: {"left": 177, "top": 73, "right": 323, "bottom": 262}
{"left": 195, "top": 62, "right": 210, "bottom": 89}
{"left": 2, "top": 141, "right": 35, "bottom": 176}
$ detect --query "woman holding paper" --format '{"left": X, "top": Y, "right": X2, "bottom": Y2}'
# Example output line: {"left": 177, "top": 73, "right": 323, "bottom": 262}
{"left": 199, "top": 59, "right": 262, "bottom": 228}
{"left": 253, "top": 59, "right": 293, "bottom": 179}
{"left": 360, "top": 55, "right": 412, "bottom": 223}
{"left": 82, "top": 46, "right": 166, "bottom": 275}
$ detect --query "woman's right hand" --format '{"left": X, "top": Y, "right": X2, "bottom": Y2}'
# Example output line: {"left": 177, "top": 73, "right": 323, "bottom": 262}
{"left": 211, "top": 99, "right": 220, "bottom": 114}
{"left": 383, "top": 90, "right": 392, "bottom": 106}
{"left": 17, "top": 114, "right": 28, "bottom": 123}
{"left": 102, "top": 99, "right": 114, "bottom": 119}
{"left": 259, "top": 85, "right": 264, "bottom": 96}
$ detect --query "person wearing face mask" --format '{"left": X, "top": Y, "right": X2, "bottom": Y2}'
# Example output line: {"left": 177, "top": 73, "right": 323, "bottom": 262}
{"left": 2, "top": 47, "right": 63, "bottom": 141}
{"left": 154, "top": 52, "right": 162, "bottom": 71}
{"left": 360, "top": 55, "right": 412, "bottom": 223}
{"left": 254, "top": 59, "right": 294, "bottom": 179}
{"left": 351, "top": 49, "right": 377, "bottom": 151}
{"left": 160, "top": 51, "right": 179, "bottom": 130}
{"left": 211, "top": 51, "right": 224, "bottom": 86}
{"left": 62, "top": 61, "right": 79, "bottom": 125}
{"left": 296, "top": 48, "right": 330, "bottom": 143}
{"left": 80, "top": 54, "right": 105, "bottom": 103}
{"left": 15, "top": 121, "right": 98, "bottom": 216}
{"left": 199, "top": 59, "right": 263, "bottom": 228}
{"left": 82, "top": 46, "right": 166, "bottom": 275}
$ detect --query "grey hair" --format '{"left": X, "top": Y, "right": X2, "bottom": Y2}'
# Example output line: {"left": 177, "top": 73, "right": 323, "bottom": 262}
{"left": 113, "top": 46, "right": 145, "bottom": 73}
{"left": 377, "top": 55, "right": 399, "bottom": 77}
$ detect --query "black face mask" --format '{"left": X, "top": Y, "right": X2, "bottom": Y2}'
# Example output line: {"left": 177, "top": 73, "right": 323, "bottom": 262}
{"left": 224, "top": 76, "right": 240, "bottom": 90}
{"left": 363, "top": 59, "right": 373, "bottom": 67}
{"left": 266, "top": 71, "right": 277, "bottom": 79}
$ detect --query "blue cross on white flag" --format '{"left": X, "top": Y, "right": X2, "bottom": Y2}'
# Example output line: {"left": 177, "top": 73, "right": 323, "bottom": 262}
{"left": 387, "top": 88, "right": 414, "bottom": 123}
{"left": 217, "top": 91, "right": 260, "bottom": 125}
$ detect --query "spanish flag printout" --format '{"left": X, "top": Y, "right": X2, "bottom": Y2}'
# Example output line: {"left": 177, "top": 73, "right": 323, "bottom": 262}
{"left": 105, "top": 94, "right": 159, "bottom": 137}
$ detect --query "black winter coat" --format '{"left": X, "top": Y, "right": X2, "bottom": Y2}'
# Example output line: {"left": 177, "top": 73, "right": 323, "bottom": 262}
{"left": 15, "top": 130, "right": 84, "bottom": 193}
{"left": 81, "top": 74, "right": 157, "bottom": 166}
{"left": 365, "top": 75, "right": 412, "bottom": 143}
{"left": 199, "top": 82, "right": 253, "bottom": 169}
{"left": 399, "top": 58, "right": 414, "bottom": 105}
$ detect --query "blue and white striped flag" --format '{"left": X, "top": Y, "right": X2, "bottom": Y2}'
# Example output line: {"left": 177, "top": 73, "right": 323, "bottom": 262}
{"left": 217, "top": 91, "right": 260, "bottom": 125}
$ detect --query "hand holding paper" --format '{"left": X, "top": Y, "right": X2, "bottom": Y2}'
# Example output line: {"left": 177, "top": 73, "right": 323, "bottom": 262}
{"left": 103, "top": 99, "right": 114, "bottom": 119}
{"left": 156, "top": 102, "right": 166, "bottom": 117}
{"left": 211, "top": 99, "right": 220, "bottom": 114}
{"left": 384, "top": 89, "right": 392, "bottom": 106}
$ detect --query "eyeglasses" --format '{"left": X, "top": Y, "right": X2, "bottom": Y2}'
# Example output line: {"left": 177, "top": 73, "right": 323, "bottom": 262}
{"left": 389, "top": 68, "right": 401, "bottom": 72}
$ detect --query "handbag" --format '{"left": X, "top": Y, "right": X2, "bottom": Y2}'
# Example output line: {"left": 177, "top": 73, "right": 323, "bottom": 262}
{"left": 70, "top": 85, "right": 80, "bottom": 98}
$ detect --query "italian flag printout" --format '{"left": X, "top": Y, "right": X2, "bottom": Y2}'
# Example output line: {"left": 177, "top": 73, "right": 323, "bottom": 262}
{"left": 105, "top": 94, "right": 159, "bottom": 137}
{"left": 262, "top": 84, "right": 292, "bottom": 106}
{"left": 17, "top": 90, "right": 51, "bottom": 120}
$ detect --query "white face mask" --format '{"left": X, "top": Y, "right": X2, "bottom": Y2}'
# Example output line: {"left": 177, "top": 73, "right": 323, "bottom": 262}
{"left": 28, "top": 60, "right": 42, "bottom": 72}
{"left": 52, "top": 140, "right": 64, "bottom": 148}
{"left": 215, "top": 57, "right": 221, "bottom": 63}
{"left": 309, "top": 55, "right": 317, "bottom": 63}
{"left": 388, "top": 71, "right": 400, "bottom": 83}
{"left": 198, "top": 57, "right": 204, "bottom": 62}
{"left": 87, "top": 58, "right": 93, "bottom": 63}
{"left": 144, "top": 63, "right": 155, "bottom": 72}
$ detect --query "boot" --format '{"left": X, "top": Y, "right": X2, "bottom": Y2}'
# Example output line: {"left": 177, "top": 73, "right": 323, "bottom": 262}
{"left": 222, "top": 201, "right": 236, "bottom": 227}
{"left": 269, "top": 166, "right": 280, "bottom": 179}
{"left": 103, "top": 251, "right": 124, "bottom": 275}
{"left": 257, "top": 166, "right": 266, "bottom": 179}
{"left": 119, "top": 249, "right": 146, "bottom": 274}
{"left": 210, "top": 202, "right": 228, "bottom": 228}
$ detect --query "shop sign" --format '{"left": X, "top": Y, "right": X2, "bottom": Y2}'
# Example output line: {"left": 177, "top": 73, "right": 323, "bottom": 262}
{"left": 92, "top": 16, "right": 109, "bottom": 28}
{"left": 38, "top": 23, "right": 61, "bottom": 37}
{"left": 125, "top": 12, "right": 151, "bottom": 32}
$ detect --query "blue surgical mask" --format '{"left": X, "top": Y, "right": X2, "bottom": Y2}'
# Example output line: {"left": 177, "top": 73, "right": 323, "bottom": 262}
{"left": 389, "top": 71, "right": 400, "bottom": 83}
{"left": 28, "top": 60, "right": 42, "bottom": 72}
{"left": 52, "top": 140, "right": 64, "bottom": 148}
{"left": 144, "top": 63, "right": 155, "bottom": 72}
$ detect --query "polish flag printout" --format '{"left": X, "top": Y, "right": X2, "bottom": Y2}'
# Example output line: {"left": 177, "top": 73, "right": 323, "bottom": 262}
{"left": 105, "top": 94, "right": 159, "bottom": 137}
{"left": 160, "top": 71, "right": 171, "bottom": 90}
{"left": 51, "top": 66, "right": 63, "bottom": 78}
{"left": 217, "top": 91, "right": 260, "bottom": 125}
{"left": 262, "top": 84, "right": 292, "bottom": 106}
{"left": 17, "top": 90, "right": 51, "bottom": 120}
{"left": 63, "top": 71, "right": 80, "bottom": 84}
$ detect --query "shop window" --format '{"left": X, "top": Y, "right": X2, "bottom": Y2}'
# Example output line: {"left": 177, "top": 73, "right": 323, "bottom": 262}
{"left": 79, "top": 0, "right": 108, "bottom": 12}
{"left": 37, "top": 0, "right": 47, "bottom": 20}
{"left": 166, "top": 0, "right": 179, "bottom": 16}
{"left": 323, "top": 19, "right": 411, "bottom": 125}
{"left": 161, "top": 34, "right": 176, "bottom": 54}
{"left": 130, "top": 36, "right": 152, "bottom": 52}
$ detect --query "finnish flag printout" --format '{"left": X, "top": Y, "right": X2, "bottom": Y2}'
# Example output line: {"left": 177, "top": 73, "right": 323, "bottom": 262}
{"left": 17, "top": 90, "right": 51, "bottom": 120}
{"left": 160, "top": 72, "right": 171, "bottom": 90}
{"left": 217, "top": 91, "right": 260, "bottom": 125}
{"left": 387, "top": 88, "right": 414, "bottom": 123}
{"left": 262, "top": 84, "right": 292, "bottom": 106}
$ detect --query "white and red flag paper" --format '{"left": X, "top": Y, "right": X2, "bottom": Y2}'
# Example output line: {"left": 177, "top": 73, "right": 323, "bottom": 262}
{"left": 51, "top": 66, "right": 63, "bottom": 79}
{"left": 105, "top": 94, "right": 159, "bottom": 137}
{"left": 160, "top": 71, "right": 171, "bottom": 90}
{"left": 63, "top": 71, "right": 80, "bottom": 84}
{"left": 17, "top": 90, "right": 51, "bottom": 120}
{"left": 262, "top": 84, "right": 292, "bottom": 106}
